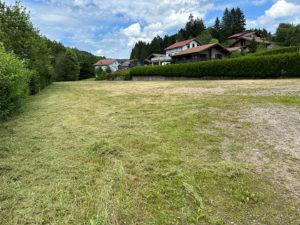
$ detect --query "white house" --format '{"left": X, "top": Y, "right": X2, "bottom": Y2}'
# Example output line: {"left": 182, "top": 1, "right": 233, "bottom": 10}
{"left": 94, "top": 59, "right": 120, "bottom": 72}
{"left": 149, "top": 38, "right": 202, "bottom": 65}
{"left": 165, "top": 38, "right": 202, "bottom": 56}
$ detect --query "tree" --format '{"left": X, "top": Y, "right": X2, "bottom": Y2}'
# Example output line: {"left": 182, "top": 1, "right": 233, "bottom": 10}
{"left": 211, "top": 17, "right": 221, "bottom": 40}
{"left": 55, "top": 49, "right": 80, "bottom": 81}
{"left": 249, "top": 37, "right": 258, "bottom": 53}
{"left": 275, "top": 23, "right": 300, "bottom": 46}
{"left": 197, "top": 30, "right": 212, "bottom": 44}
{"left": 0, "top": 1, "right": 54, "bottom": 94}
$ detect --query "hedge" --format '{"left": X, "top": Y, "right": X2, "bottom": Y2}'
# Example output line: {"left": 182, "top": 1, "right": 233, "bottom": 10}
{"left": 130, "top": 53, "right": 300, "bottom": 78}
{"left": 251, "top": 46, "right": 300, "bottom": 56}
{"left": 0, "top": 47, "right": 33, "bottom": 120}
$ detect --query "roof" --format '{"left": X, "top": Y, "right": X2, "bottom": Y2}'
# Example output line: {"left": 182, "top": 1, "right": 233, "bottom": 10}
{"left": 94, "top": 59, "right": 117, "bottom": 66}
{"left": 164, "top": 38, "right": 201, "bottom": 50}
{"left": 173, "top": 43, "right": 230, "bottom": 57}
{"left": 228, "top": 33, "right": 244, "bottom": 39}
{"left": 228, "top": 32, "right": 256, "bottom": 39}
{"left": 122, "top": 60, "right": 133, "bottom": 66}
{"left": 230, "top": 36, "right": 271, "bottom": 47}
{"left": 227, "top": 47, "right": 242, "bottom": 53}
{"left": 241, "top": 36, "right": 270, "bottom": 44}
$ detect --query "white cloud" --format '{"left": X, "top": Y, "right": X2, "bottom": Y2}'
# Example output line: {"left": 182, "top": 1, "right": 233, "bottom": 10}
{"left": 247, "top": 0, "right": 300, "bottom": 32}
{"left": 265, "top": 0, "right": 300, "bottom": 18}
{"left": 122, "top": 23, "right": 142, "bottom": 37}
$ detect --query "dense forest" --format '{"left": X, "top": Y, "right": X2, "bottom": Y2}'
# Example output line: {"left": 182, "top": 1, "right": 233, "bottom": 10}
{"left": 0, "top": 1, "right": 102, "bottom": 93}
{"left": 130, "top": 7, "right": 299, "bottom": 61}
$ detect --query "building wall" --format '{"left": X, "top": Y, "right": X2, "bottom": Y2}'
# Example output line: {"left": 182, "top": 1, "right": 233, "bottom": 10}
{"left": 95, "top": 61, "right": 120, "bottom": 72}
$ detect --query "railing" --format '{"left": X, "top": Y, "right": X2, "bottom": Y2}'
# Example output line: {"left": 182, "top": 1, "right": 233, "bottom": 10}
{"left": 174, "top": 58, "right": 221, "bottom": 64}
{"left": 151, "top": 56, "right": 172, "bottom": 62}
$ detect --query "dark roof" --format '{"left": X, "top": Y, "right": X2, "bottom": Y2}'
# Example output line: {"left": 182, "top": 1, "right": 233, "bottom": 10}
{"left": 164, "top": 38, "right": 201, "bottom": 50}
{"left": 173, "top": 43, "right": 230, "bottom": 57}
{"left": 94, "top": 59, "right": 117, "bottom": 66}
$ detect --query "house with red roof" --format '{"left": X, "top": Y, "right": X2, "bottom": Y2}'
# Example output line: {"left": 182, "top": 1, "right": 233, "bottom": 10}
{"left": 94, "top": 59, "right": 120, "bottom": 72}
{"left": 165, "top": 38, "right": 202, "bottom": 57}
{"left": 147, "top": 39, "right": 202, "bottom": 66}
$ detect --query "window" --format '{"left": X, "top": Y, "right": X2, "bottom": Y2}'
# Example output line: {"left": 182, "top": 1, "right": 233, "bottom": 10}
{"left": 192, "top": 44, "right": 195, "bottom": 48}
{"left": 187, "top": 45, "right": 190, "bottom": 48}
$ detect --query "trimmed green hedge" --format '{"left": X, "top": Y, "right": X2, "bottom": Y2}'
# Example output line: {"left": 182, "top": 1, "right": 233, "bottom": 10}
{"left": 251, "top": 46, "right": 300, "bottom": 56}
{"left": 130, "top": 53, "right": 300, "bottom": 78}
{"left": 0, "top": 47, "right": 33, "bottom": 120}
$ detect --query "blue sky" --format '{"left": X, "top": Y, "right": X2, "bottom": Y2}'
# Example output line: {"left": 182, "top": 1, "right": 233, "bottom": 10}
{"left": 4, "top": 0, "right": 300, "bottom": 58}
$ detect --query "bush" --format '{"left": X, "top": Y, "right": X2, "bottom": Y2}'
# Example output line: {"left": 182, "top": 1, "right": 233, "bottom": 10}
{"left": 0, "top": 47, "right": 33, "bottom": 120}
{"left": 130, "top": 53, "right": 300, "bottom": 79}
{"left": 95, "top": 67, "right": 108, "bottom": 80}
{"left": 107, "top": 69, "right": 131, "bottom": 80}
{"left": 251, "top": 46, "right": 300, "bottom": 56}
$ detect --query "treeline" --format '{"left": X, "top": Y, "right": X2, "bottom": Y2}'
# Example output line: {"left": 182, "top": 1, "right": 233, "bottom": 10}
{"left": 130, "top": 8, "right": 276, "bottom": 61}
{"left": 0, "top": 1, "right": 101, "bottom": 120}
{"left": 0, "top": 1, "right": 101, "bottom": 92}
{"left": 130, "top": 8, "right": 248, "bottom": 61}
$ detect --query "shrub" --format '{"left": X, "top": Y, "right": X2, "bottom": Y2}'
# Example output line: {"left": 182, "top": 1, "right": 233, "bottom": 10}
{"left": 0, "top": 47, "right": 33, "bottom": 120}
{"left": 95, "top": 67, "right": 108, "bottom": 81}
{"left": 107, "top": 69, "right": 131, "bottom": 81}
{"left": 130, "top": 53, "right": 300, "bottom": 79}
{"left": 251, "top": 46, "right": 300, "bottom": 56}
{"left": 105, "top": 66, "right": 112, "bottom": 74}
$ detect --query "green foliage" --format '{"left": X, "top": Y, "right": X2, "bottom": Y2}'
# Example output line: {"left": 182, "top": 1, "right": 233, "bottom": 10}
{"left": 197, "top": 29, "right": 212, "bottom": 44}
{"left": 95, "top": 67, "right": 107, "bottom": 80}
{"left": 250, "top": 46, "right": 300, "bottom": 56}
{"left": 55, "top": 49, "right": 80, "bottom": 81}
{"left": 209, "top": 38, "right": 219, "bottom": 44}
{"left": 0, "top": 46, "right": 32, "bottom": 120}
{"left": 249, "top": 37, "right": 258, "bottom": 53}
{"left": 276, "top": 23, "right": 300, "bottom": 46}
{"left": 105, "top": 65, "right": 112, "bottom": 74}
{"left": 130, "top": 53, "right": 300, "bottom": 78}
{"left": 229, "top": 51, "right": 243, "bottom": 58}
{"left": 107, "top": 69, "right": 131, "bottom": 81}
{"left": 220, "top": 8, "right": 246, "bottom": 42}
{"left": 0, "top": 1, "right": 53, "bottom": 94}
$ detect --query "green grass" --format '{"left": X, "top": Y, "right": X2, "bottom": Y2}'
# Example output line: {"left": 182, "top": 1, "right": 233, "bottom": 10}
{"left": 0, "top": 80, "right": 299, "bottom": 224}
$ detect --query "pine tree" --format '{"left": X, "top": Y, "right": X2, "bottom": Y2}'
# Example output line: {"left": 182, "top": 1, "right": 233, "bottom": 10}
{"left": 62, "top": 49, "right": 80, "bottom": 81}
{"left": 249, "top": 37, "right": 258, "bottom": 53}
{"left": 211, "top": 17, "right": 221, "bottom": 41}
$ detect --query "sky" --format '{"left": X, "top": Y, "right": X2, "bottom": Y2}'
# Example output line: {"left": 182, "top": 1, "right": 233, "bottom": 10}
{"left": 4, "top": 0, "right": 300, "bottom": 58}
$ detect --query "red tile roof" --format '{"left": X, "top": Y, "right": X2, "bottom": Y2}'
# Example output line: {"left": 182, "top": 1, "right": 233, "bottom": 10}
{"left": 164, "top": 38, "right": 201, "bottom": 50}
{"left": 173, "top": 43, "right": 229, "bottom": 57}
{"left": 94, "top": 59, "right": 117, "bottom": 66}
{"left": 122, "top": 60, "right": 133, "bottom": 66}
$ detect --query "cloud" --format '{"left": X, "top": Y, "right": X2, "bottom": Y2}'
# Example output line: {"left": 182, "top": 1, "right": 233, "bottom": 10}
{"left": 247, "top": 0, "right": 300, "bottom": 32}
{"left": 252, "top": 0, "right": 267, "bottom": 6}
{"left": 265, "top": 0, "right": 300, "bottom": 18}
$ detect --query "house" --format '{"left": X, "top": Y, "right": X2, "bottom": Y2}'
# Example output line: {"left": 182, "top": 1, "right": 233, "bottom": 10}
{"left": 228, "top": 32, "right": 271, "bottom": 51}
{"left": 145, "top": 39, "right": 202, "bottom": 66}
{"left": 172, "top": 43, "right": 230, "bottom": 64}
{"left": 120, "top": 60, "right": 133, "bottom": 69}
{"left": 144, "top": 54, "right": 165, "bottom": 66}
{"left": 120, "top": 60, "right": 144, "bottom": 69}
{"left": 165, "top": 38, "right": 202, "bottom": 56}
{"left": 94, "top": 59, "right": 120, "bottom": 72}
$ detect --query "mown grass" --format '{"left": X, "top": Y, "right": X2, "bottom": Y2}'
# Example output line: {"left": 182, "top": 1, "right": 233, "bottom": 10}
{"left": 0, "top": 80, "right": 299, "bottom": 224}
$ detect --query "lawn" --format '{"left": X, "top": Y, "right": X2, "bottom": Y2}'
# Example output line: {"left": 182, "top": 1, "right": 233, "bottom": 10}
{"left": 0, "top": 79, "right": 299, "bottom": 224}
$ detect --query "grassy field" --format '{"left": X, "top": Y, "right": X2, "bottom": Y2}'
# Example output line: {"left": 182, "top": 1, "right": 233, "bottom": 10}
{"left": 0, "top": 79, "right": 300, "bottom": 224}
